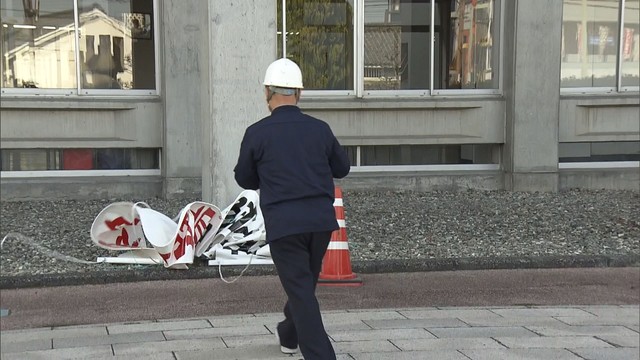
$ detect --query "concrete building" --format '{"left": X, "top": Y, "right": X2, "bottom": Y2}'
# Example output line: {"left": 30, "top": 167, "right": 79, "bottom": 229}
{"left": 1, "top": 0, "right": 638, "bottom": 205}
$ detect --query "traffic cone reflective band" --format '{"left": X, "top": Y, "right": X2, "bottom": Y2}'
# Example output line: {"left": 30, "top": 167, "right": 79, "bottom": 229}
{"left": 319, "top": 187, "right": 363, "bottom": 287}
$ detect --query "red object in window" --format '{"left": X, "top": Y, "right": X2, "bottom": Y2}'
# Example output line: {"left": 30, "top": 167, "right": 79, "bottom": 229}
{"left": 63, "top": 149, "right": 94, "bottom": 170}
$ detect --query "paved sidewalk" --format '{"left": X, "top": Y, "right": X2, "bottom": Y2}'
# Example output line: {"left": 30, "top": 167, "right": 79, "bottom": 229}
{"left": 1, "top": 305, "right": 638, "bottom": 360}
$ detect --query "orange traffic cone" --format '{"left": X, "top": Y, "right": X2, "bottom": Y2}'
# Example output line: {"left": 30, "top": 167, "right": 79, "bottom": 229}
{"left": 318, "top": 186, "right": 363, "bottom": 287}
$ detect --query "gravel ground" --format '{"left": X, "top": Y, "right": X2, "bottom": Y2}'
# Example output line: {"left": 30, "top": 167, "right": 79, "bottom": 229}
{"left": 1, "top": 189, "right": 639, "bottom": 277}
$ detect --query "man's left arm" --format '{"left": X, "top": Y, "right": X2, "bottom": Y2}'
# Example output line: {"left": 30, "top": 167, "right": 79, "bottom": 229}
{"left": 329, "top": 135, "right": 350, "bottom": 179}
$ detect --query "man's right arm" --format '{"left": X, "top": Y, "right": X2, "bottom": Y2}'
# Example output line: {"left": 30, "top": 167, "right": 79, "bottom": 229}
{"left": 234, "top": 131, "right": 260, "bottom": 190}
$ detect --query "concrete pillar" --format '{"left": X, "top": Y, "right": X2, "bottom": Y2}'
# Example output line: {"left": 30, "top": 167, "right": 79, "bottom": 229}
{"left": 202, "top": 0, "right": 276, "bottom": 206}
{"left": 503, "top": 0, "right": 562, "bottom": 192}
{"left": 162, "top": 0, "right": 209, "bottom": 198}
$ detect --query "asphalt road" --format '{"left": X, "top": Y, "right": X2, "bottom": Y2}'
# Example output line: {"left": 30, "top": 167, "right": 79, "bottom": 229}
{"left": 1, "top": 267, "right": 638, "bottom": 331}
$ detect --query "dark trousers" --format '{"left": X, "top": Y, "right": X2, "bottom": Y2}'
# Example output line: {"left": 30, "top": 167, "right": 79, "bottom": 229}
{"left": 269, "top": 231, "right": 336, "bottom": 360}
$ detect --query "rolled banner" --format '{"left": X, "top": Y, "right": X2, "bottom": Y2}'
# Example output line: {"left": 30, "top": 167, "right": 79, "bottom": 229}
{"left": 137, "top": 201, "right": 222, "bottom": 268}
{"left": 90, "top": 202, "right": 149, "bottom": 251}
{"left": 197, "top": 190, "right": 265, "bottom": 258}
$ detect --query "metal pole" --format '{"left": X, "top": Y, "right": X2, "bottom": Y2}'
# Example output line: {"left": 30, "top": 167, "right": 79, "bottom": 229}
{"left": 617, "top": 0, "right": 626, "bottom": 90}
{"left": 282, "top": 0, "right": 287, "bottom": 57}
{"left": 73, "top": 0, "right": 81, "bottom": 93}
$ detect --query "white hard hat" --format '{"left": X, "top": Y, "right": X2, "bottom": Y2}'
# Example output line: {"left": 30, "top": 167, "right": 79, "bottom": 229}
{"left": 263, "top": 58, "right": 304, "bottom": 89}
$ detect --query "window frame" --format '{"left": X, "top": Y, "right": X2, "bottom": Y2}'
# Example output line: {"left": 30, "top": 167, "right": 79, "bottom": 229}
{"left": 0, "top": 0, "right": 161, "bottom": 98}
{"left": 0, "top": 169, "right": 161, "bottom": 178}
{"left": 349, "top": 164, "right": 500, "bottom": 172}
{"left": 560, "top": 0, "right": 640, "bottom": 94}
{"left": 279, "top": 0, "right": 504, "bottom": 98}
{"left": 559, "top": 161, "right": 640, "bottom": 169}
{"left": 618, "top": 0, "right": 640, "bottom": 92}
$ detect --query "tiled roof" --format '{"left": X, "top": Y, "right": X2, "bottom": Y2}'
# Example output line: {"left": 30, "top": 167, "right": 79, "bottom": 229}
{"left": 364, "top": 25, "right": 401, "bottom": 66}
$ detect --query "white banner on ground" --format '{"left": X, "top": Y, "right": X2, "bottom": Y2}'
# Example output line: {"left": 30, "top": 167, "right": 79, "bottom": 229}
{"left": 90, "top": 190, "right": 273, "bottom": 269}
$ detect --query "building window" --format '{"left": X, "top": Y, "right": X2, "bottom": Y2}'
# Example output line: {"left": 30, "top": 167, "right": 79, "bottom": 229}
{"left": 345, "top": 144, "right": 500, "bottom": 167}
{"left": 278, "top": 0, "right": 355, "bottom": 91}
{"left": 559, "top": 141, "right": 640, "bottom": 162}
{"left": 1, "top": 0, "right": 157, "bottom": 95}
{"left": 561, "top": 0, "right": 640, "bottom": 91}
{"left": 278, "top": 0, "right": 501, "bottom": 96}
{"left": 622, "top": 0, "right": 640, "bottom": 87}
{"left": 0, "top": 148, "right": 160, "bottom": 172}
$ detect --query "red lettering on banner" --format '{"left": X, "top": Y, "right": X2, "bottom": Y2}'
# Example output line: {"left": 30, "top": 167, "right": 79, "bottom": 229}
{"left": 115, "top": 228, "right": 129, "bottom": 247}
{"left": 172, "top": 206, "right": 215, "bottom": 260}
{"left": 159, "top": 252, "right": 171, "bottom": 262}
{"left": 192, "top": 207, "right": 215, "bottom": 241}
{"left": 105, "top": 216, "right": 140, "bottom": 230}
{"left": 173, "top": 214, "right": 190, "bottom": 260}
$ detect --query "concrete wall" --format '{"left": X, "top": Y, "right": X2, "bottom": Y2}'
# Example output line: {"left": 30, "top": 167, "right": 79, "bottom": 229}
{"left": 162, "top": 0, "right": 209, "bottom": 199}
{"left": 0, "top": 100, "right": 162, "bottom": 149}
{"left": 301, "top": 98, "right": 505, "bottom": 146}
{"left": 560, "top": 169, "right": 640, "bottom": 191}
{"left": 0, "top": 98, "right": 164, "bottom": 201}
{"left": 201, "top": 0, "right": 276, "bottom": 206}
{"left": 503, "top": 0, "right": 562, "bottom": 192}
{"left": 340, "top": 171, "right": 503, "bottom": 192}
{"left": 559, "top": 95, "right": 640, "bottom": 142}
{"left": 0, "top": 176, "right": 162, "bottom": 201}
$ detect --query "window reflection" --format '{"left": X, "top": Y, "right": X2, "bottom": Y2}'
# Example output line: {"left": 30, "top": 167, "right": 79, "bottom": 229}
{"left": 0, "top": 149, "right": 60, "bottom": 171}
{"left": 364, "top": 0, "right": 431, "bottom": 90}
{"left": 0, "top": 0, "right": 156, "bottom": 91}
{"left": 78, "top": 0, "right": 155, "bottom": 90}
{"left": 0, "top": 148, "right": 159, "bottom": 171}
{"left": 349, "top": 144, "right": 498, "bottom": 165}
{"left": 561, "top": 0, "right": 620, "bottom": 88}
{"left": 621, "top": 0, "right": 639, "bottom": 87}
{"left": 363, "top": 0, "right": 499, "bottom": 91}
{"left": 559, "top": 141, "right": 640, "bottom": 162}
{"left": 280, "top": 0, "right": 354, "bottom": 90}
{"left": 1, "top": 0, "right": 77, "bottom": 89}
{"left": 436, "top": 0, "right": 499, "bottom": 90}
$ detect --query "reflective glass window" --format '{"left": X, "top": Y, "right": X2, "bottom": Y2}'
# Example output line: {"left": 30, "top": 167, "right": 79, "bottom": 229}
{"left": 561, "top": 0, "right": 620, "bottom": 88}
{"left": 364, "top": 0, "right": 432, "bottom": 90}
{"left": 77, "top": 0, "right": 156, "bottom": 90}
{"left": 1, "top": 0, "right": 157, "bottom": 92}
{"left": 435, "top": 0, "right": 500, "bottom": 90}
{"left": 279, "top": 0, "right": 500, "bottom": 93}
{"left": 559, "top": 141, "right": 640, "bottom": 162}
{"left": 0, "top": 149, "right": 60, "bottom": 171}
{"left": 0, "top": 148, "right": 160, "bottom": 171}
{"left": 1, "top": 0, "right": 77, "bottom": 89}
{"left": 279, "top": 0, "right": 355, "bottom": 90}
{"left": 621, "top": 0, "right": 639, "bottom": 87}
{"left": 346, "top": 144, "right": 498, "bottom": 165}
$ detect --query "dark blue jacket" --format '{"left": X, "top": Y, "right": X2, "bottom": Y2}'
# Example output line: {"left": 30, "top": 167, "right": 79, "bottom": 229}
{"left": 234, "top": 105, "right": 350, "bottom": 242}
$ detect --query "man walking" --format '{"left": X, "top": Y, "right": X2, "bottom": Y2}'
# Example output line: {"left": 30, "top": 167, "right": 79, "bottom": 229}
{"left": 234, "top": 58, "right": 350, "bottom": 359}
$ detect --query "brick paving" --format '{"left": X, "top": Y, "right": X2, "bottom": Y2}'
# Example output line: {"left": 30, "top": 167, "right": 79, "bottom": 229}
{"left": 1, "top": 305, "right": 638, "bottom": 360}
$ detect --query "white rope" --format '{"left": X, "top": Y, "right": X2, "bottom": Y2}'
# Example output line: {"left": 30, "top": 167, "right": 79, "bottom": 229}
{"left": 1, "top": 232, "right": 101, "bottom": 265}
{"left": 217, "top": 252, "right": 255, "bottom": 284}
{"left": 0, "top": 231, "right": 262, "bottom": 280}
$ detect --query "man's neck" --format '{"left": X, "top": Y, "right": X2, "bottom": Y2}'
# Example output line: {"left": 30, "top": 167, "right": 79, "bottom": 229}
{"left": 269, "top": 100, "right": 298, "bottom": 112}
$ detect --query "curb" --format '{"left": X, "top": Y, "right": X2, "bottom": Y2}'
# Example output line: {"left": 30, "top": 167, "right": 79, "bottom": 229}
{"left": 352, "top": 254, "right": 640, "bottom": 273}
{"left": 1, "top": 254, "right": 638, "bottom": 289}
